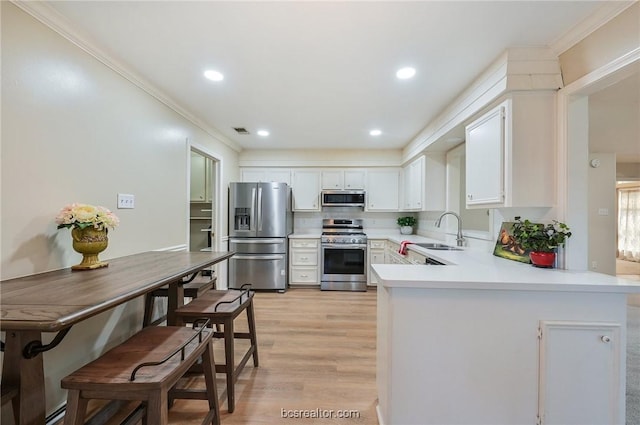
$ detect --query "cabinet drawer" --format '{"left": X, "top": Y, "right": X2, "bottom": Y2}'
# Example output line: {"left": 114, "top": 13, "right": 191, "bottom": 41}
{"left": 290, "top": 267, "right": 318, "bottom": 283}
{"left": 386, "top": 241, "right": 400, "bottom": 251}
{"left": 291, "top": 239, "right": 319, "bottom": 249}
{"left": 369, "top": 240, "right": 386, "bottom": 249}
{"left": 291, "top": 249, "right": 317, "bottom": 266}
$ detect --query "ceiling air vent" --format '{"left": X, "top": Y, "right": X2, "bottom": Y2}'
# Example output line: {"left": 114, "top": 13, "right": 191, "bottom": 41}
{"left": 233, "top": 127, "right": 250, "bottom": 135}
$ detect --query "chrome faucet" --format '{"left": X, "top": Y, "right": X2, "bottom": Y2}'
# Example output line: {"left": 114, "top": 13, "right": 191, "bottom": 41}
{"left": 435, "top": 211, "right": 465, "bottom": 247}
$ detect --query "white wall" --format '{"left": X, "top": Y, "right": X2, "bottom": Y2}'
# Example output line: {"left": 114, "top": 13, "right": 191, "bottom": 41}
{"left": 559, "top": 2, "right": 639, "bottom": 85}
{"left": 588, "top": 153, "right": 618, "bottom": 275}
{"left": 617, "top": 162, "right": 640, "bottom": 180}
{"left": 0, "top": 3, "right": 239, "bottom": 419}
{"left": 558, "top": 3, "right": 640, "bottom": 271}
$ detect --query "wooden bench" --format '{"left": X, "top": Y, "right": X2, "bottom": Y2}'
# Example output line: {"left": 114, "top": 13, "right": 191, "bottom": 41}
{"left": 0, "top": 385, "right": 18, "bottom": 424}
{"left": 174, "top": 285, "right": 258, "bottom": 413}
{"left": 143, "top": 272, "right": 216, "bottom": 326}
{"left": 61, "top": 320, "right": 220, "bottom": 425}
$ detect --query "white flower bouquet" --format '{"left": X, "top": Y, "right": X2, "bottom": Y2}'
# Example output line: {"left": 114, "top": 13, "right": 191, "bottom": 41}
{"left": 55, "top": 203, "right": 120, "bottom": 231}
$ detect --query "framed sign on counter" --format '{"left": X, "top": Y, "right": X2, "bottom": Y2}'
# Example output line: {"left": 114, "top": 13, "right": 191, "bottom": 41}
{"left": 493, "top": 222, "right": 531, "bottom": 264}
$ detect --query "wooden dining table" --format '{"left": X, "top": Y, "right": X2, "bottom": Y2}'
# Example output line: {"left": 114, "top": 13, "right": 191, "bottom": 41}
{"left": 0, "top": 250, "right": 235, "bottom": 425}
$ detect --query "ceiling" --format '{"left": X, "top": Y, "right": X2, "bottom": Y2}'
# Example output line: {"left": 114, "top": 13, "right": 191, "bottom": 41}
{"left": 43, "top": 1, "right": 615, "bottom": 152}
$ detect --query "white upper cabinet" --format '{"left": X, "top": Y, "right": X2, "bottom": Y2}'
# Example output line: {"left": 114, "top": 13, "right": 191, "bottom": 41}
{"left": 424, "top": 153, "right": 446, "bottom": 211}
{"left": 190, "top": 151, "right": 212, "bottom": 202}
{"left": 465, "top": 105, "right": 505, "bottom": 206}
{"left": 402, "top": 154, "right": 445, "bottom": 211}
{"left": 465, "top": 93, "right": 555, "bottom": 209}
{"left": 366, "top": 169, "right": 400, "bottom": 211}
{"left": 402, "top": 156, "right": 425, "bottom": 211}
{"left": 321, "top": 169, "right": 366, "bottom": 190}
{"left": 344, "top": 170, "right": 366, "bottom": 189}
{"left": 292, "top": 169, "right": 321, "bottom": 211}
{"left": 241, "top": 168, "right": 291, "bottom": 186}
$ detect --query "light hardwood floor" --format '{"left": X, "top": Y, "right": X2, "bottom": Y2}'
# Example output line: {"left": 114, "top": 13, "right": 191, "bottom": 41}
{"left": 170, "top": 288, "right": 379, "bottom": 424}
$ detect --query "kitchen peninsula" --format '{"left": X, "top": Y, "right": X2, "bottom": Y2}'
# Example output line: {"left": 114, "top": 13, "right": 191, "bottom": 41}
{"left": 372, "top": 239, "right": 640, "bottom": 425}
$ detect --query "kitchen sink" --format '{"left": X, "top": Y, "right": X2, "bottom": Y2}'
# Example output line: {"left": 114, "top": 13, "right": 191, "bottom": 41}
{"left": 414, "top": 243, "right": 462, "bottom": 251}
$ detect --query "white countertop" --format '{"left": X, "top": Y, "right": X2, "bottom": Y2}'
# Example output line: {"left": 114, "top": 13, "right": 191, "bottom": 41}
{"left": 288, "top": 229, "right": 640, "bottom": 293}
{"left": 369, "top": 233, "right": 640, "bottom": 294}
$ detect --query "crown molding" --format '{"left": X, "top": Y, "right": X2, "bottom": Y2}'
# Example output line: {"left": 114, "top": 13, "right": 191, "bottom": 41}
{"left": 12, "top": 0, "right": 242, "bottom": 153}
{"left": 550, "top": 1, "right": 637, "bottom": 56}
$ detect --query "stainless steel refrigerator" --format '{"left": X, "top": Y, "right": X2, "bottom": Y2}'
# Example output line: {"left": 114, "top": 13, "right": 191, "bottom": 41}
{"left": 228, "top": 182, "right": 292, "bottom": 291}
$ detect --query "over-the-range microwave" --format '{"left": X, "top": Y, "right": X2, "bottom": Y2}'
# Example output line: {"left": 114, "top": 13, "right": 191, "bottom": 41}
{"left": 321, "top": 190, "right": 366, "bottom": 207}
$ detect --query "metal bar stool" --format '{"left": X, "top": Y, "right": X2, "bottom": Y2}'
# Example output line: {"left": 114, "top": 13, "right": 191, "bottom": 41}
{"left": 61, "top": 320, "right": 220, "bottom": 425}
{"left": 173, "top": 285, "right": 258, "bottom": 413}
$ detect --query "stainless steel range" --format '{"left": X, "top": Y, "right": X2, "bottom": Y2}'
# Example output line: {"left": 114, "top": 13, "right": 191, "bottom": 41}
{"left": 321, "top": 219, "right": 367, "bottom": 291}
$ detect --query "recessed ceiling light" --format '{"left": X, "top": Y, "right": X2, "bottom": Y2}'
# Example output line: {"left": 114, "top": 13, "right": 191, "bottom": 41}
{"left": 396, "top": 67, "right": 416, "bottom": 80}
{"left": 257, "top": 130, "right": 270, "bottom": 137}
{"left": 369, "top": 129, "right": 382, "bottom": 136}
{"left": 204, "top": 70, "right": 224, "bottom": 81}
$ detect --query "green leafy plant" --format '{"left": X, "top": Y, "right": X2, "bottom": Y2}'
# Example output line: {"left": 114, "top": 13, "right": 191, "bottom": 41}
{"left": 397, "top": 216, "right": 417, "bottom": 227}
{"left": 511, "top": 216, "right": 572, "bottom": 253}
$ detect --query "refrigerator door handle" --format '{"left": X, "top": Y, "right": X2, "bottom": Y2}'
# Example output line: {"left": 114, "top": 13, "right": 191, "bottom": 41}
{"left": 256, "top": 186, "right": 263, "bottom": 232}
{"left": 230, "top": 254, "right": 285, "bottom": 261}
{"left": 250, "top": 187, "right": 257, "bottom": 231}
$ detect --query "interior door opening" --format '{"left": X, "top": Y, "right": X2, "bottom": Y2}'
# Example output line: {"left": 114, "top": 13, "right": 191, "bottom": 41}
{"left": 189, "top": 149, "right": 215, "bottom": 252}
{"left": 616, "top": 180, "right": 640, "bottom": 282}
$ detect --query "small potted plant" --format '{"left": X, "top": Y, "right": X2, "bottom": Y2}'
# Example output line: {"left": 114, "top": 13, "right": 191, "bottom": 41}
{"left": 397, "top": 216, "right": 417, "bottom": 235}
{"left": 510, "top": 216, "right": 572, "bottom": 268}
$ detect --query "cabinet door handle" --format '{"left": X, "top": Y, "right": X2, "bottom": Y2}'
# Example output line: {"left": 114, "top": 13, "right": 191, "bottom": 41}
{"left": 601, "top": 335, "right": 611, "bottom": 343}
{"left": 300, "top": 257, "right": 308, "bottom": 261}
{"left": 300, "top": 274, "right": 308, "bottom": 278}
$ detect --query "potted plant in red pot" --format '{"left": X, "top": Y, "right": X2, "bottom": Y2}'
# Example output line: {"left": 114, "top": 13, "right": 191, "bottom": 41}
{"left": 511, "top": 217, "right": 572, "bottom": 268}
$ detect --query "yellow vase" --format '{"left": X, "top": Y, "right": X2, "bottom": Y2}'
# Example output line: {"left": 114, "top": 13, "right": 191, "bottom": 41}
{"left": 71, "top": 227, "right": 109, "bottom": 270}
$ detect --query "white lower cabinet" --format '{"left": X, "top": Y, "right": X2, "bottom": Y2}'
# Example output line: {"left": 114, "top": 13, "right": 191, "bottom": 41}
{"left": 289, "top": 238, "right": 320, "bottom": 286}
{"left": 367, "top": 240, "right": 386, "bottom": 286}
{"left": 385, "top": 241, "right": 410, "bottom": 264}
{"left": 406, "top": 250, "right": 426, "bottom": 265}
{"left": 538, "top": 321, "right": 622, "bottom": 425}
{"left": 377, "top": 288, "right": 627, "bottom": 425}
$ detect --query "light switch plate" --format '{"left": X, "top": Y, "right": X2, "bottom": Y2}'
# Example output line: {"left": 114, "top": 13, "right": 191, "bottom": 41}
{"left": 117, "top": 193, "right": 135, "bottom": 209}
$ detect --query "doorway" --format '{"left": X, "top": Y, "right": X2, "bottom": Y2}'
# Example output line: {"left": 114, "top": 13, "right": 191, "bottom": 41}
{"left": 189, "top": 145, "right": 222, "bottom": 282}
{"left": 189, "top": 149, "right": 214, "bottom": 252}
{"left": 561, "top": 54, "right": 640, "bottom": 272}
{"left": 616, "top": 181, "right": 640, "bottom": 281}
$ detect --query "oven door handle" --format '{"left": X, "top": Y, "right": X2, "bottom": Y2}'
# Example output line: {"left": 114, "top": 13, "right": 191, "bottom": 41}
{"left": 322, "top": 244, "right": 367, "bottom": 249}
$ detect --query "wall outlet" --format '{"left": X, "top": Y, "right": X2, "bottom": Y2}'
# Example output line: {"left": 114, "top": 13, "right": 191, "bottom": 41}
{"left": 591, "top": 261, "right": 598, "bottom": 270}
{"left": 117, "top": 193, "right": 135, "bottom": 209}
{"left": 597, "top": 208, "right": 609, "bottom": 216}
